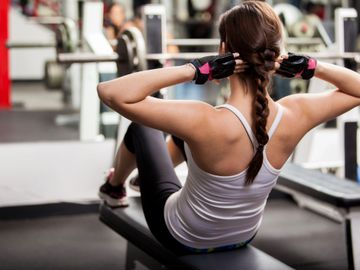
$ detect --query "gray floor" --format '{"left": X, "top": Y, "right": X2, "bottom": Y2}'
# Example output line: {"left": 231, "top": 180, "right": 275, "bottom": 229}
{"left": 0, "top": 213, "right": 128, "bottom": 270}
{"left": 0, "top": 81, "right": 79, "bottom": 143}
{"left": 0, "top": 197, "right": 348, "bottom": 270}
{"left": 0, "top": 109, "right": 79, "bottom": 142}
{"left": 11, "top": 81, "right": 66, "bottom": 111}
{"left": 253, "top": 199, "right": 347, "bottom": 270}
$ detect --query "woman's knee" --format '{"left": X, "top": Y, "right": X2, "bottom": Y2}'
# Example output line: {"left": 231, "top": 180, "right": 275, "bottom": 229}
{"left": 124, "top": 122, "right": 165, "bottom": 152}
{"left": 129, "top": 122, "right": 164, "bottom": 140}
{"left": 123, "top": 122, "right": 143, "bottom": 153}
{"left": 128, "top": 122, "right": 153, "bottom": 135}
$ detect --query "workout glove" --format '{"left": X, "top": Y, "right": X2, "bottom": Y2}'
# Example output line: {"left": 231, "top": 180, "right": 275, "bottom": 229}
{"left": 190, "top": 52, "right": 236, "bottom": 84}
{"left": 276, "top": 53, "right": 317, "bottom": 80}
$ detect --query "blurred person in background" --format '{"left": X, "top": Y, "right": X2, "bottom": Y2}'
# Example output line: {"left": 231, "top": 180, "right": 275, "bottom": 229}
{"left": 104, "top": 2, "right": 126, "bottom": 41}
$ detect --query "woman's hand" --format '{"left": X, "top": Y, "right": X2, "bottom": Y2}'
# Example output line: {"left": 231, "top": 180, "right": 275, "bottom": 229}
{"left": 275, "top": 53, "right": 317, "bottom": 79}
{"left": 190, "top": 52, "right": 246, "bottom": 84}
{"left": 233, "top": 53, "right": 248, "bottom": 74}
{"left": 274, "top": 54, "right": 288, "bottom": 71}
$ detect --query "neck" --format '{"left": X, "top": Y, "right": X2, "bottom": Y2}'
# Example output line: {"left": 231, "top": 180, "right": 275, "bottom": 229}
{"left": 227, "top": 75, "right": 274, "bottom": 109}
{"left": 227, "top": 75, "right": 253, "bottom": 109}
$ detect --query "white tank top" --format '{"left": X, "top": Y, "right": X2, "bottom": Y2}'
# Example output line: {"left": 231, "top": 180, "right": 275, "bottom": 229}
{"left": 164, "top": 103, "right": 284, "bottom": 249}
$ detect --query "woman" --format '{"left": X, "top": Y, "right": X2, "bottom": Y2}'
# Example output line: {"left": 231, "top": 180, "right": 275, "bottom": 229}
{"left": 104, "top": 3, "right": 126, "bottom": 41}
{"left": 97, "top": 1, "right": 360, "bottom": 253}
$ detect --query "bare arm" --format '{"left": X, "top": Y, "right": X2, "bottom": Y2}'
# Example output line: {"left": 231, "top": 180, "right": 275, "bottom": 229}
{"left": 315, "top": 61, "right": 360, "bottom": 98}
{"left": 97, "top": 64, "right": 214, "bottom": 141}
{"left": 280, "top": 61, "right": 360, "bottom": 133}
{"left": 98, "top": 64, "right": 195, "bottom": 105}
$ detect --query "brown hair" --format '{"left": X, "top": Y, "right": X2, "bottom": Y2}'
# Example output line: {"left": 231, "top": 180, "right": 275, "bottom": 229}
{"left": 219, "top": 1, "right": 282, "bottom": 185}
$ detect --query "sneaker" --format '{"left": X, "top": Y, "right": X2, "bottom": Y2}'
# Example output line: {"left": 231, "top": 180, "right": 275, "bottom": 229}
{"left": 129, "top": 175, "right": 140, "bottom": 192}
{"left": 98, "top": 169, "right": 129, "bottom": 207}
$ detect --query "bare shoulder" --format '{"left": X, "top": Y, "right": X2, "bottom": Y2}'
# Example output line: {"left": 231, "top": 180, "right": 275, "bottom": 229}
{"left": 277, "top": 95, "right": 303, "bottom": 127}
{"left": 277, "top": 93, "right": 324, "bottom": 136}
{"left": 278, "top": 90, "right": 360, "bottom": 132}
{"left": 272, "top": 96, "right": 310, "bottom": 152}
{"left": 277, "top": 93, "right": 306, "bottom": 118}
{"left": 185, "top": 103, "right": 247, "bottom": 146}
{"left": 185, "top": 101, "right": 232, "bottom": 142}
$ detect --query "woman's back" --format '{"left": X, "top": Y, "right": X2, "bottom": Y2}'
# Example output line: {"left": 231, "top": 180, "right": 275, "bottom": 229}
{"left": 186, "top": 97, "right": 293, "bottom": 178}
{"left": 164, "top": 102, "right": 285, "bottom": 248}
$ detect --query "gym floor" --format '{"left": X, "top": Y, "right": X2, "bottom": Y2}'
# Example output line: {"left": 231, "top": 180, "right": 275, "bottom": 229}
{"left": 0, "top": 196, "right": 347, "bottom": 270}
{"left": 0, "top": 82, "right": 348, "bottom": 270}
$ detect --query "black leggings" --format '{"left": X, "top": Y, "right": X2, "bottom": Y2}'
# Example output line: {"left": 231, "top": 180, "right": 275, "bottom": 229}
{"left": 123, "top": 122, "right": 188, "bottom": 254}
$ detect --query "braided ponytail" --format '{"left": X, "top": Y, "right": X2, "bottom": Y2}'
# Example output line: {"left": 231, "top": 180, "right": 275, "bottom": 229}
{"left": 245, "top": 49, "right": 274, "bottom": 185}
{"left": 217, "top": 1, "right": 282, "bottom": 184}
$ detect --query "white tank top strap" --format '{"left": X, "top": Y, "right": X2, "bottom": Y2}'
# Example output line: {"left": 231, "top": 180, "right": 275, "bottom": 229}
{"left": 216, "top": 104, "right": 257, "bottom": 147}
{"left": 267, "top": 104, "right": 284, "bottom": 139}
{"left": 216, "top": 103, "right": 284, "bottom": 144}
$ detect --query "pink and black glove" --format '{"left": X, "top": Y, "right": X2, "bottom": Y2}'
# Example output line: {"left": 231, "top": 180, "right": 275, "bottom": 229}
{"left": 190, "top": 52, "right": 236, "bottom": 84}
{"left": 276, "top": 53, "right": 317, "bottom": 80}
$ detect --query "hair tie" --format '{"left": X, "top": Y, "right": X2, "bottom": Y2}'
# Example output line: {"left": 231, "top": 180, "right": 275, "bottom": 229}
{"left": 264, "top": 49, "right": 275, "bottom": 59}
{"left": 257, "top": 144, "right": 264, "bottom": 152}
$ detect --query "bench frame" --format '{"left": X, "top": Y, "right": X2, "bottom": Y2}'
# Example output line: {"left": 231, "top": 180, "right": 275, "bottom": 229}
{"left": 99, "top": 162, "right": 360, "bottom": 269}
{"left": 99, "top": 196, "right": 294, "bottom": 270}
{"left": 277, "top": 163, "right": 360, "bottom": 270}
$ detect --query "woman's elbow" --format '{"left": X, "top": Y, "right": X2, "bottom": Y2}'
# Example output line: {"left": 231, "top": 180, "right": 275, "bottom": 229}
{"left": 97, "top": 82, "right": 112, "bottom": 106}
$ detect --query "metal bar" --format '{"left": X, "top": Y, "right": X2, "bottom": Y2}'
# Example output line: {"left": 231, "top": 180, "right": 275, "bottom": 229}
{"left": 6, "top": 40, "right": 56, "bottom": 49}
{"left": 167, "top": 39, "right": 220, "bottom": 46}
{"left": 57, "top": 52, "right": 217, "bottom": 63}
{"left": 286, "top": 37, "right": 324, "bottom": 46}
{"left": 305, "top": 52, "right": 360, "bottom": 60}
{"left": 166, "top": 37, "right": 325, "bottom": 47}
{"left": 346, "top": 219, "right": 355, "bottom": 270}
{"left": 57, "top": 51, "right": 360, "bottom": 64}
{"left": 148, "top": 52, "right": 360, "bottom": 61}
{"left": 110, "top": 37, "right": 325, "bottom": 48}
{"left": 57, "top": 53, "right": 119, "bottom": 64}
{"left": 146, "top": 52, "right": 217, "bottom": 60}
{"left": 28, "top": 16, "right": 65, "bottom": 25}
{"left": 346, "top": 208, "right": 360, "bottom": 270}
{"left": 344, "top": 122, "right": 358, "bottom": 181}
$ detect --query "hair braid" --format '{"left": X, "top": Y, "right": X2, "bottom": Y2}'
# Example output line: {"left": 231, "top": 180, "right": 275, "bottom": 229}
{"left": 217, "top": 1, "right": 282, "bottom": 184}
{"left": 245, "top": 74, "right": 270, "bottom": 185}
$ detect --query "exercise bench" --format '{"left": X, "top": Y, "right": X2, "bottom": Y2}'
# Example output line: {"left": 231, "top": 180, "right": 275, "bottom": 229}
{"left": 276, "top": 162, "right": 360, "bottom": 270}
{"left": 99, "top": 196, "right": 293, "bottom": 270}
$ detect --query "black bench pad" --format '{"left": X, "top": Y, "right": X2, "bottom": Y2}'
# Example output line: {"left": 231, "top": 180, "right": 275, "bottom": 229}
{"left": 278, "top": 163, "right": 360, "bottom": 207}
{"left": 99, "top": 196, "right": 293, "bottom": 270}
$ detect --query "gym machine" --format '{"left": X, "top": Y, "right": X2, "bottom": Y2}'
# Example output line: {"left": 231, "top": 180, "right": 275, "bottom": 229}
{"left": 6, "top": 15, "right": 77, "bottom": 92}
{"left": 7, "top": 2, "right": 116, "bottom": 141}
{"left": 291, "top": 7, "right": 360, "bottom": 180}
{"left": 54, "top": 3, "right": 360, "bottom": 176}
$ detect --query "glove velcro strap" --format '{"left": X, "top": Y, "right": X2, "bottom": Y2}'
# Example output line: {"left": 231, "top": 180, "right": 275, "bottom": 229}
{"left": 199, "top": 63, "right": 212, "bottom": 80}
{"left": 300, "top": 58, "right": 317, "bottom": 80}
{"left": 308, "top": 58, "right": 317, "bottom": 69}
{"left": 191, "top": 59, "right": 212, "bottom": 84}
